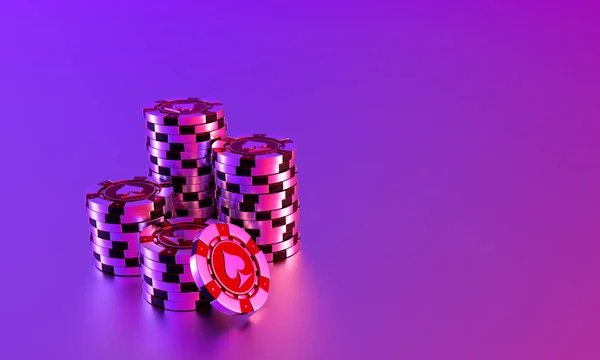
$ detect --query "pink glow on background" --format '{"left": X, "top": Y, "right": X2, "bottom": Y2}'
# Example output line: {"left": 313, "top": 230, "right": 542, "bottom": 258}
{"left": 0, "top": 1, "right": 599, "bottom": 359}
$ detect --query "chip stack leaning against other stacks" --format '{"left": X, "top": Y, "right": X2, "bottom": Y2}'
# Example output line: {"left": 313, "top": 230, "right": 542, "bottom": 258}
{"left": 144, "top": 98, "right": 227, "bottom": 219}
{"left": 85, "top": 177, "right": 175, "bottom": 276}
{"left": 138, "top": 217, "right": 217, "bottom": 311}
{"left": 212, "top": 134, "right": 301, "bottom": 261}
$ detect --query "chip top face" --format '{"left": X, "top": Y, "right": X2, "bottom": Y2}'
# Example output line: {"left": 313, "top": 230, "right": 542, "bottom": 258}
{"left": 101, "top": 180, "right": 159, "bottom": 202}
{"left": 142, "top": 217, "right": 213, "bottom": 249}
{"left": 150, "top": 98, "right": 221, "bottom": 115}
{"left": 211, "top": 240, "right": 257, "bottom": 295}
{"left": 156, "top": 223, "right": 204, "bottom": 249}
{"left": 159, "top": 99, "right": 211, "bottom": 115}
{"left": 228, "top": 135, "right": 288, "bottom": 155}
{"left": 190, "top": 223, "right": 270, "bottom": 315}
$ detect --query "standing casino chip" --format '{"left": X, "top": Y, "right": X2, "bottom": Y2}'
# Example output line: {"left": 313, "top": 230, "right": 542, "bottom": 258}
{"left": 212, "top": 134, "right": 296, "bottom": 167}
{"left": 190, "top": 223, "right": 270, "bottom": 315}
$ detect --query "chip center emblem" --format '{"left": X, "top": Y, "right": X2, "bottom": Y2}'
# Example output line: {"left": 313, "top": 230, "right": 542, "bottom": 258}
{"left": 160, "top": 99, "right": 210, "bottom": 115}
{"left": 103, "top": 181, "right": 156, "bottom": 201}
{"left": 230, "top": 138, "right": 280, "bottom": 155}
{"left": 211, "top": 241, "right": 256, "bottom": 295}
{"left": 157, "top": 224, "right": 202, "bottom": 249}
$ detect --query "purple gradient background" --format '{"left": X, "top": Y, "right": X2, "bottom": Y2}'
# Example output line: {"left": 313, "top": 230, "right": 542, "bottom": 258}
{"left": 1, "top": 1, "right": 599, "bottom": 359}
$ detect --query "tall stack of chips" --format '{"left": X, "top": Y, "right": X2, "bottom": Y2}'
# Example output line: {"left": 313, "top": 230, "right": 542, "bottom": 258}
{"left": 212, "top": 134, "right": 301, "bottom": 261}
{"left": 144, "top": 98, "right": 227, "bottom": 219}
{"left": 85, "top": 177, "right": 175, "bottom": 276}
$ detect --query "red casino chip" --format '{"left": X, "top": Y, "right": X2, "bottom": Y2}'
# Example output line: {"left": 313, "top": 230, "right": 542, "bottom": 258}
{"left": 190, "top": 223, "right": 270, "bottom": 315}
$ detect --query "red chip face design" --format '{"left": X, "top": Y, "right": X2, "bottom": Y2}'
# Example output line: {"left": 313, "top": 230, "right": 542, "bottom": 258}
{"left": 211, "top": 241, "right": 256, "bottom": 295}
{"left": 190, "top": 223, "right": 270, "bottom": 315}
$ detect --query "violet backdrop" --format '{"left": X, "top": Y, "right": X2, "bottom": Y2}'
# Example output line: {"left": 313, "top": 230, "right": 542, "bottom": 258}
{"left": 0, "top": 1, "right": 599, "bottom": 359}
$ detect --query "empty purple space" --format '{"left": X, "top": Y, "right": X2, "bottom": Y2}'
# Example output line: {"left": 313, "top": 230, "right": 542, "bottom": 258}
{"left": 0, "top": 1, "right": 599, "bottom": 359}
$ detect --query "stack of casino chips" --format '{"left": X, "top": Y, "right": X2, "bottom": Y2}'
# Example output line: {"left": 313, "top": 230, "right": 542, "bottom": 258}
{"left": 138, "top": 217, "right": 217, "bottom": 311}
{"left": 144, "top": 98, "right": 227, "bottom": 219}
{"left": 85, "top": 177, "right": 175, "bottom": 276}
{"left": 212, "top": 134, "right": 301, "bottom": 261}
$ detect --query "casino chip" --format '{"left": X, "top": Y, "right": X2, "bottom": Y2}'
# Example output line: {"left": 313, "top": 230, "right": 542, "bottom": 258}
{"left": 174, "top": 208, "right": 215, "bottom": 219}
{"left": 216, "top": 186, "right": 298, "bottom": 203}
{"left": 147, "top": 137, "right": 217, "bottom": 152}
{"left": 146, "top": 145, "right": 212, "bottom": 160}
{"left": 212, "top": 158, "right": 295, "bottom": 177}
{"left": 214, "top": 166, "right": 297, "bottom": 186}
{"left": 216, "top": 191, "right": 298, "bottom": 212}
{"left": 190, "top": 223, "right": 270, "bottom": 315}
{"left": 142, "top": 292, "right": 210, "bottom": 312}
{"left": 85, "top": 176, "right": 176, "bottom": 276}
{"left": 149, "top": 155, "right": 212, "bottom": 169}
{"left": 264, "top": 240, "right": 301, "bottom": 262}
{"left": 142, "top": 282, "right": 205, "bottom": 302}
{"left": 258, "top": 232, "right": 300, "bottom": 253}
{"left": 218, "top": 209, "right": 300, "bottom": 229}
{"left": 212, "top": 134, "right": 301, "bottom": 261}
{"left": 147, "top": 119, "right": 226, "bottom": 135}
{"left": 92, "top": 259, "right": 140, "bottom": 277}
{"left": 143, "top": 98, "right": 225, "bottom": 125}
{"left": 85, "top": 176, "right": 173, "bottom": 216}
{"left": 214, "top": 175, "right": 298, "bottom": 195}
{"left": 138, "top": 216, "right": 217, "bottom": 311}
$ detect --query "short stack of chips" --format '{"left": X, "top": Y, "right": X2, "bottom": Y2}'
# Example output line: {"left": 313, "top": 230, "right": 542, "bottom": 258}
{"left": 212, "top": 134, "right": 301, "bottom": 261}
{"left": 139, "top": 217, "right": 216, "bottom": 311}
{"left": 85, "top": 177, "right": 175, "bottom": 276}
{"left": 144, "top": 98, "right": 227, "bottom": 219}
